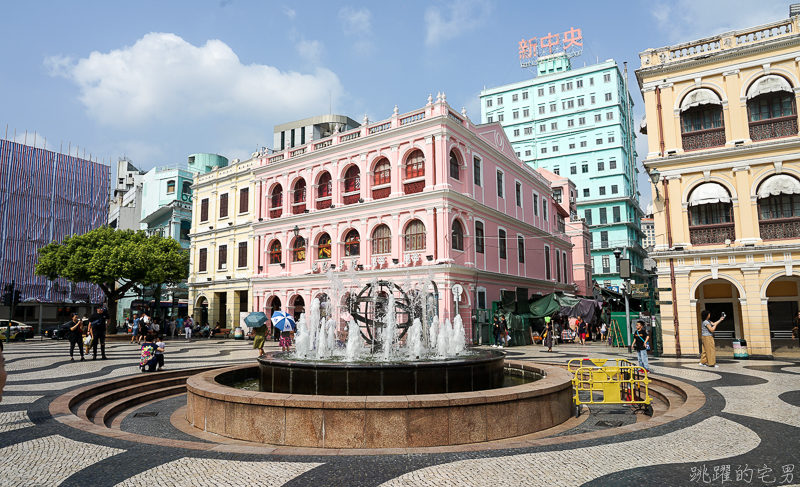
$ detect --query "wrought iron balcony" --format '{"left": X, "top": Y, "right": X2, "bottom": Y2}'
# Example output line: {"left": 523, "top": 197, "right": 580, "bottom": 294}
{"left": 682, "top": 128, "right": 726, "bottom": 151}
{"left": 689, "top": 223, "right": 735, "bottom": 245}
{"left": 759, "top": 219, "right": 800, "bottom": 240}
{"left": 749, "top": 117, "right": 798, "bottom": 141}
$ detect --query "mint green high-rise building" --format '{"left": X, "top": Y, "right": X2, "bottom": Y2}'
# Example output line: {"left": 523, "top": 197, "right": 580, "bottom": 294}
{"left": 480, "top": 54, "right": 645, "bottom": 288}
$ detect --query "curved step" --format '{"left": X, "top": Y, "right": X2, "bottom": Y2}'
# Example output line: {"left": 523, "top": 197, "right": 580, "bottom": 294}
{"left": 79, "top": 377, "right": 188, "bottom": 423}
{"left": 95, "top": 384, "right": 187, "bottom": 427}
{"left": 68, "top": 366, "right": 219, "bottom": 413}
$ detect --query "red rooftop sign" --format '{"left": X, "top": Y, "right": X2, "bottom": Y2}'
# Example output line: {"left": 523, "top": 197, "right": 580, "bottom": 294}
{"left": 519, "top": 27, "right": 583, "bottom": 67}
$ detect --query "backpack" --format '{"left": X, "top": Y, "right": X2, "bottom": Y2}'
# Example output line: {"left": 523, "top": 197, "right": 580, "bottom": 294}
{"left": 140, "top": 344, "right": 155, "bottom": 367}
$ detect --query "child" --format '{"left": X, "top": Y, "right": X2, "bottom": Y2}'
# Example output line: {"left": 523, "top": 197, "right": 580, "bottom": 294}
{"left": 139, "top": 336, "right": 160, "bottom": 373}
{"left": 154, "top": 335, "right": 166, "bottom": 371}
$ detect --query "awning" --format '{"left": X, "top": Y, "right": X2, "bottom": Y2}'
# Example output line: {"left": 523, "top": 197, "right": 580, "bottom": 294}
{"left": 639, "top": 115, "right": 647, "bottom": 135}
{"left": 758, "top": 174, "right": 800, "bottom": 198}
{"left": 680, "top": 89, "right": 722, "bottom": 112}
{"left": 688, "top": 182, "right": 731, "bottom": 206}
{"left": 747, "top": 75, "right": 793, "bottom": 99}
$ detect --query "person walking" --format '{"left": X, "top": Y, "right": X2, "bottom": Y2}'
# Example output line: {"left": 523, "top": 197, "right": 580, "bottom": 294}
{"left": 500, "top": 315, "right": 510, "bottom": 347}
{"left": 184, "top": 316, "right": 193, "bottom": 340}
{"left": 175, "top": 315, "right": 184, "bottom": 338}
{"left": 600, "top": 322, "right": 607, "bottom": 344}
{"left": 130, "top": 315, "right": 139, "bottom": 344}
{"left": 253, "top": 322, "right": 268, "bottom": 356}
{"left": 154, "top": 335, "right": 166, "bottom": 371}
{"left": 633, "top": 320, "right": 650, "bottom": 372}
{"left": 699, "top": 310, "right": 724, "bottom": 368}
{"left": 543, "top": 316, "right": 554, "bottom": 352}
{"left": 577, "top": 317, "right": 587, "bottom": 345}
{"left": 492, "top": 315, "right": 503, "bottom": 349}
{"left": 88, "top": 306, "right": 109, "bottom": 360}
{"left": 65, "top": 313, "right": 85, "bottom": 362}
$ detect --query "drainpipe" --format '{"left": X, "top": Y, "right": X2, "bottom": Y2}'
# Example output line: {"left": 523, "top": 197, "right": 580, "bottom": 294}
{"left": 656, "top": 87, "right": 666, "bottom": 155}
{"left": 663, "top": 178, "right": 681, "bottom": 357}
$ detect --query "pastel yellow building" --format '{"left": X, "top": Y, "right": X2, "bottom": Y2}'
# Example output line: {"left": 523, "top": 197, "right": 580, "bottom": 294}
{"left": 188, "top": 158, "right": 255, "bottom": 329}
{"left": 637, "top": 13, "right": 800, "bottom": 358}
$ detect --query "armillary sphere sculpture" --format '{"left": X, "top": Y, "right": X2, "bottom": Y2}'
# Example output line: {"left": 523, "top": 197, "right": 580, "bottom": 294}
{"left": 349, "top": 280, "right": 413, "bottom": 346}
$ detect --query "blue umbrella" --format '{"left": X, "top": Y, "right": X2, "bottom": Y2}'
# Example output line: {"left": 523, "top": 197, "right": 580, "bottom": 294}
{"left": 244, "top": 312, "right": 268, "bottom": 328}
{"left": 270, "top": 311, "right": 296, "bottom": 332}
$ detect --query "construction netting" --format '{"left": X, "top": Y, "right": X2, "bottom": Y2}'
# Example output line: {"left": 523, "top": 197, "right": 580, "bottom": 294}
{"left": 0, "top": 139, "right": 109, "bottom": 303}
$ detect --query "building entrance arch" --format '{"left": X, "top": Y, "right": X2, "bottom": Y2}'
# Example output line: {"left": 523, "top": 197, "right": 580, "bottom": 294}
{"left": 694, "top": 278, "right": 742, "bottom": 352}
{"left": 765, "top": 276, "right": 800, "bottom": 353}
{"left": 290, "top": 295, "right": 305, "bottom": 321}
{"left": 194, "top": 295, "right": 209, "bottom": 327}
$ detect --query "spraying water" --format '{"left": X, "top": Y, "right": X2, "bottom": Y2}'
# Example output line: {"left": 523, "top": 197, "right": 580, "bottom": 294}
{"left": 436, "top": 318, "right": 450, "bottom": 357}
{"left": 294, "top": 314, "right": 312, "bottom": 358}
{"left": 407, "top": 318, "right": 423, "bottom": 359}
{"left": 449, "top": 314, "right": 466, "bottom": 356}
{"left": 382, "top": 293, "right": 397, "bottom": 361}
{"left": 345, "top": 318, "right": 363, "bottom": 361}
{"left": 429, "top": 315, "right": 439, "bottom": 353}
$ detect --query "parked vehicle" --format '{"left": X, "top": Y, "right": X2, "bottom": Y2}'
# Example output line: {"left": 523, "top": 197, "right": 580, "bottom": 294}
{"left": 44, "top": 324, "right": 70, "bottom": 340}
{"left": 0, "top": 320, "right": 34, "bottom": 340}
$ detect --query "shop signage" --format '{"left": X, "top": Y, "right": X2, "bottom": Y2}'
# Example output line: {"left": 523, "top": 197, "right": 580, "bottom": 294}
{"left": 519, "top": 27, "right": 583, "bottom": 67}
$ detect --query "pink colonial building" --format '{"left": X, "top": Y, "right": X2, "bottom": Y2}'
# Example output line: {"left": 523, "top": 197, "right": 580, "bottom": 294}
{"left": 538, "top": 169, "right": 593, "bottom": 296}
{"left": 252, "top": 95, "right": 575, "bottom": 340}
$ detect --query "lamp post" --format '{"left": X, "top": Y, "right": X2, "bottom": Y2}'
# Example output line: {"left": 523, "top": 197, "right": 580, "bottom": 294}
{"left": 649, "top": 168, "right": 662, "bottom": 201}
{"left": 613, "top": 248, "right": 633, "bottom": 353}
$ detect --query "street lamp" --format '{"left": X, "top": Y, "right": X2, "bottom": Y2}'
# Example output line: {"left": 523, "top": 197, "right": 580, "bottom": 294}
{"left": 292, "top": 225, "right": 300, "bottom": 238}
{"left": 649, "top": 168, "right": 662, "bottom": 201}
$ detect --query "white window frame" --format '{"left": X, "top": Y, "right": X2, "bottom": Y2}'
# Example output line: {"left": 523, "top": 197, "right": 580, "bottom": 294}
{"left": 533, "top": 192, "right": 540, "bottom": 217}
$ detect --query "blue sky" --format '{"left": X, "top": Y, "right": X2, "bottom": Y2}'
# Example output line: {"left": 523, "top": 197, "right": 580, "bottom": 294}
{"left": 0, "top": 0, "right": 791, "bottom": 208}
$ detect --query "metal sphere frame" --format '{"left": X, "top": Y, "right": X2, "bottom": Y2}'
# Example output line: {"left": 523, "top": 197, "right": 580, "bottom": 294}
{"left": 349, "top": 280, "right": 413, "bottom": 346}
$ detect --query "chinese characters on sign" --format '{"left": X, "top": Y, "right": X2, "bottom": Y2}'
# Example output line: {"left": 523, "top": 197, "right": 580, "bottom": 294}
{"left": 519, "top": 27, "right": 583, "bottom": 67}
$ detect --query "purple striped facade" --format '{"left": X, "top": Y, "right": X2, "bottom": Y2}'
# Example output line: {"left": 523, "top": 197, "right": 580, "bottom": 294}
{"left": 0, "top": 139, "right": 108, "bottom": 303}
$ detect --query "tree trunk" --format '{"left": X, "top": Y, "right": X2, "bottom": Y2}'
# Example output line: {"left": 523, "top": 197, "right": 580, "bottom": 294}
{"left": 106, "top": 297, "right": 119, "bottom": 335}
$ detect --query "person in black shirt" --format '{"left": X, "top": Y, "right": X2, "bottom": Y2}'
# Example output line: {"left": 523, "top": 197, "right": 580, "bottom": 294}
{"left": 65, "top": 313, "right": 85, "bottom": 362}
{"left": 633, "top": 320, "right": 650, "bottom": 372}
{"left": 88, "top": 306, "right": 110, "bottom": 360}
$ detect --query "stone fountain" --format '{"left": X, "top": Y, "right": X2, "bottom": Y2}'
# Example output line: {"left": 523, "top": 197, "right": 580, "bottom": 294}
{"left": 185, "top": 274, "right": 574, "bottom": 449}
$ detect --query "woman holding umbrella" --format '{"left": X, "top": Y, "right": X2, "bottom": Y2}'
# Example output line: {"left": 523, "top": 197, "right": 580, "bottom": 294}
{"left": 272, "top": 311, "right": 296, "bottom": 352}
{"left": 244, "top": 312, "right": 270, "bottom": 357}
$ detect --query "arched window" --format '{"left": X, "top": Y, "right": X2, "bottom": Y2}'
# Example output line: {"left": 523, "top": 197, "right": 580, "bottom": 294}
{"left": 344, "top": 166, "right": 360, "bottom": 193}
{"left": 404, "top": 220, "right": 425, "bottom": 251}
{"left": 688, "top": 183, "right": 734, "bottom": 245}
{"left": 679, "top": 89, "right": 725, "bottom": 151}
{"left": 746, "top": 75, "right": 798, "bottom": 141}
{"left": 449, "top": 150, "right": 460, "bottom": 180}
{"left": 293, "top": 179, "right": 306, "bottom": 203}
{"left": 451, "top": 220, "right": 464, "bottom": 251}
{"left": 269, "top": 240, "right": 282, "bottom": 264}
{"left": 373, "top": 158, "right": 390, "bottom": 186}
{"left": 756, "top": 175, "right": 800, "bottom": 240}
{"left": 270, "top": 184, "right": 283, "bottom": 208}
{"left": 344, "top": 229, "right": 360, "bottom": 256}
{"left": 292, "top": 237, "right": 306, "bottom": 262}
{"left": 372, "top": 224, "right": 391, "bottom": 254}
{"left": 269, "top": 184, "right": 283, "bottom": 218}
{"left": 167, "top": 180, "right": 176, "bottom": 193}
{"left": 317, "top": 233, "right": 332, "bottom": 259}
{"left": 405, "top": 150, "right": 425, "bottom": 179}
{"left": 317, "top": 172, "right": 332, "bottom": 198}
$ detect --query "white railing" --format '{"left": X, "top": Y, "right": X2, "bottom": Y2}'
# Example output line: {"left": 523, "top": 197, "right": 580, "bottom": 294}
{"left": 368, "top": 122, "right": 391, "bottom": 134}
{"left": 400, "top": 112, "right": 425, "bottom": 125}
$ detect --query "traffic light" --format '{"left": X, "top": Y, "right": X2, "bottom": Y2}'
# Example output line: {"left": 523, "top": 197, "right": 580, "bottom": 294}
{"left": 12, "top": 290, "right": 21, "bottom": 305}
{"left": 1, "top": 292, "right": 10, "bottom": 306}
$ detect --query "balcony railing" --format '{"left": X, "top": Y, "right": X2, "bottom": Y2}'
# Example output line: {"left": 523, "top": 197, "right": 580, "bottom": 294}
{"left": 343, "top": 193, "right": 360, "bottom": 205}
{"left": 404, "top": 180, "right": 424, "bottom": 195}
{"left": 316, "top": 198, "right": 332, "bottom": 210}
{"left": 372, "top": 187, "right": 390, "bottom": 200}
{"left": 749, "top": 117, "right": 798, "bottom": 141}
{"left": 760, "top": 219, "right": 800, "bottom": 240}
{"left": 269, "top": 208, "right": 283, "bottom": 219}
{"left": 291, "top": 203, "right": 306, "bottom": 214}
{"left": 682, "top": 128, "right": 726, "bottom": 151}
{"left": 689, "top": 224, "right": 735, "bottom": 245}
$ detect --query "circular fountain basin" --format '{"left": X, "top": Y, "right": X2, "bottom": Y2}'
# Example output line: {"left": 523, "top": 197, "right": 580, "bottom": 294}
{"left": 185, "top": 360, "right": 574, "bottom": 449}
{"left": 257, "top": 350, "right": 505, "bottom": 396}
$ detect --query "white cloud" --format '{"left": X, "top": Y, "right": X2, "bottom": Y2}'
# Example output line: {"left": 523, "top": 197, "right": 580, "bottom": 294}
{"left": 282, "top": 6, "right": 296, "bottom": 19}
{"left": 424, "top": 0, "right": 490, "bottom": 46}
{"left": 339, "top": 6, "right": 371, "bottom": 36}
{"left": 651, "top": 0, "right": 788, "bottom": 44}
{"left": 45, "top": 33, "right": 343, "bottom": 128}
{"left": 295, "top": 39, "right": 324, "bottom": 64}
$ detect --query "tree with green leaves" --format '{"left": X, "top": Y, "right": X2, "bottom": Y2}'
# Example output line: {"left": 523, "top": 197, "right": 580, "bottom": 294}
{"left": 36, "top": 227, "right": 189, "bottom": 333}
